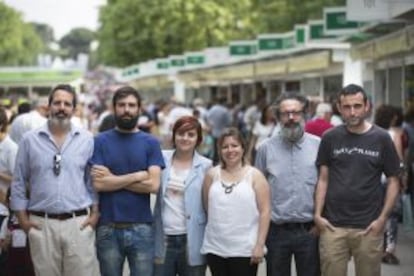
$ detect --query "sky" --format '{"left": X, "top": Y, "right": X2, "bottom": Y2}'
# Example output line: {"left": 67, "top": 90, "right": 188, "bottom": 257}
{"left": 4, "top": 0, "right": 106, "bottom": 39}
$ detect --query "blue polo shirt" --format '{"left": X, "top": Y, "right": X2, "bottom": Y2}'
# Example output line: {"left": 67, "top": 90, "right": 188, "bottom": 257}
{"left": 90, "top": 129, "right": 165, "bottom": 224}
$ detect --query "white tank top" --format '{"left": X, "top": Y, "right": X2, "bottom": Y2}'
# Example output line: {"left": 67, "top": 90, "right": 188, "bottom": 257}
{"left": 201, "top": 166, "right": 260, "bottom": 257}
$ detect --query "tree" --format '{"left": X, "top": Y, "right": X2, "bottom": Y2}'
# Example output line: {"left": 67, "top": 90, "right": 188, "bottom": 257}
{"left": 59, "top": 28, "right": 96, "bottom": 59}
{"left": 31, "top": 23, "right": 55, "bottom": 47}
{"left": 97, "top": 0, "right": 254, "bottom": 66}
{"left": 251, "top": 0, "right": 346, "bottom": 33}
{"left": 96, "top": 0, "right": 346, "bottom": 67}
{"left": 0, "top": 2, "right": 43, "bottom": 66}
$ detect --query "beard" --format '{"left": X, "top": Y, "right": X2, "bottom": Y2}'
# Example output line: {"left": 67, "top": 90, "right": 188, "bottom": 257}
{"left": 49, "top": 111, "right": 71, "bottom": 129}
{"left": 280, "top": 121, "right": 304, "bottom": 143}
{"left": 115, "top": 114, "right": 139, "bottom": 130}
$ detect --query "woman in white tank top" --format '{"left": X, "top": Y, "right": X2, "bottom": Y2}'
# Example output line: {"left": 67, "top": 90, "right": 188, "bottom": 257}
{"left": 201, "top": 128, "right": 271, "bottom": 276}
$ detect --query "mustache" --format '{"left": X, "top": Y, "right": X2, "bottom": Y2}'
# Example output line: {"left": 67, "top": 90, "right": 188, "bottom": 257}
{"left": 54, "top": 111, "right": 68, "bottom": 117}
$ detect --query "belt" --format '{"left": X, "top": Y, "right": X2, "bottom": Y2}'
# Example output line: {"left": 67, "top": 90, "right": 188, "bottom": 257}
{"left": 30, "top": 208, "right": 89, "bottom": 220}
{"left": 272, "top": 221, "right": 314, "bottom": 230}
{"left": 107, "top": 223, "right": 136, "bottom": 229}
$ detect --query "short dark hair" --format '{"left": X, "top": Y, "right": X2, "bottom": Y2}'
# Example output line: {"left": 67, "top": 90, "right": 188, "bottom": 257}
{"left": 274, "top": 92, "right": 308, "bottom": 119}
{"left": 112, "top": 86, "right": 141, "bottom": 108}
{"left": 338, "top": 84, "right": 368, "bottom": 104}
{"left": 0, "top": 108, "right": 8, "bottom": 132}
{"left": 217, "top": 127, "right": 247, "bottom": 169}
{"left": 171, "top": 116, "right": 203, "bottom": 148}
{"left": 48, "top": 84, "right": 77, "bottom": 108}
{"left": 374, "top": 105, "right": 395, "bottom": 129}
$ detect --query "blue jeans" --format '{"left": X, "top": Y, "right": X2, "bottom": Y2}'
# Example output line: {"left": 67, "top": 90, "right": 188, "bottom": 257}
{"left": 266, "top": 222, "right": 320, "bottom": 276}
{"left": 153, "top": 234, "right": 206, "bottom": 276}
{"left": 96, "top": 223, "right": 154, "bottom": 276}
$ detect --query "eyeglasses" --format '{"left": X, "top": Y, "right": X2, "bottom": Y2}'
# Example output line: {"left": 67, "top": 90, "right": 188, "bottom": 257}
{"left": 53, "top": 154, "right": 62, "bottom": 176}
{"left": 279, "top": 110, "right": 303, "bottom": 119}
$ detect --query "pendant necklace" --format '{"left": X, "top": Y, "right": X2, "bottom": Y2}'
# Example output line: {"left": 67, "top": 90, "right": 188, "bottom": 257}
{"left": 221, "top": 181, "right": 239, "bottom": 194}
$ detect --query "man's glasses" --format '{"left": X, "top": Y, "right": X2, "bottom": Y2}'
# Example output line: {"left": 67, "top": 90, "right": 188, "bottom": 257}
{"left": 53, "top": 154, "right": 62, "bottom": 176}
{"left": 279, "top": 110, "right": 303, "bottom": 119}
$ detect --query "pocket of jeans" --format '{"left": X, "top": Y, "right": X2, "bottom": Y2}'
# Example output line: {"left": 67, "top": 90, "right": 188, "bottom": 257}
{"left": 96, "top": 225, "right": 114, "bottom": 242}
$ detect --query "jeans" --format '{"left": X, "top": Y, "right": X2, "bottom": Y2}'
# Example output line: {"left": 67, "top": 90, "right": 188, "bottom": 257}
{"left": 96, "top": 223, "right": 154, "bottom": 276}
{"left": 153, "top": 234, "right": 206, "bottom": 276}
{"left": 266, "top": 222, "right": 320, "bottom": 276}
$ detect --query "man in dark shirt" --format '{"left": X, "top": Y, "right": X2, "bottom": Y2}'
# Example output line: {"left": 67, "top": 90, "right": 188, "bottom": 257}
{"left": 314, "top": 84, "right": 400, "bottom": 276}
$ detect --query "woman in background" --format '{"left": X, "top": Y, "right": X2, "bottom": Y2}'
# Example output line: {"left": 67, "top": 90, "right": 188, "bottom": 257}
{"left": 374, "top": 105, "right": 406, "bottom": 265}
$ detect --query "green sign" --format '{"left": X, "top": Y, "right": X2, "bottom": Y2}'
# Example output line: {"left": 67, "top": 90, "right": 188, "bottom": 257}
{"left": 324, "top": 7, "right": 361, "bottom": 35}
{"left": 258, "top": 37, "right": 282, "bottom": 51}
{"left": 258, "top": 33, "right": 294, "bottom": 51}
{"left": 229, "top": 42, "right": 257, "bottom": 55}
{"left": 170, "top": 58, "right": 185, "bottom": 67}
{"left": 295, "top": 28, "right": 305, "bottom": 44}
{"left": 309, "top": 21, "right": 336, "bottom": 40}
{"left": 186, "top": 55, "right": 205, "bottom": 65}
{"left": 123, "top": 66, "right": 139, "bottom": 77}
{"left": 157, "top": 61, "right": 169, "bottom": 69}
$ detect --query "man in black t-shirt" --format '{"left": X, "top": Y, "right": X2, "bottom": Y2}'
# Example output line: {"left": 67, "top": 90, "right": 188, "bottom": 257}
{"left": 314, "top": 84, "right": 400, "bottom": 276}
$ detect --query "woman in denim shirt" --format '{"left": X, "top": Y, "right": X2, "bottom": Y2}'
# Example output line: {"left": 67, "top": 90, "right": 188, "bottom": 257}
{"left": 154, "top": 116, "right": 212, "bottom": 276}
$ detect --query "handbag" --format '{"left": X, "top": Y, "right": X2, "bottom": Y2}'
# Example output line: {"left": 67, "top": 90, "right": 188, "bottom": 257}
{"left": 402, "top": 194, "right": 414, "bottom": 231}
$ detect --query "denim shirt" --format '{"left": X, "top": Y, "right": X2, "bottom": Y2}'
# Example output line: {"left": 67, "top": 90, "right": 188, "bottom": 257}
{"left": 154, "top": 150, "right": 212, "bottom": 266}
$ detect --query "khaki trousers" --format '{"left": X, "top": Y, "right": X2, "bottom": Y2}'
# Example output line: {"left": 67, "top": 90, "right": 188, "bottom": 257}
{"left": 319, "top": 227, "right": 382, "bottom": 276}
{"left": 28, "top": 214, "right": 100, "bottom": 276}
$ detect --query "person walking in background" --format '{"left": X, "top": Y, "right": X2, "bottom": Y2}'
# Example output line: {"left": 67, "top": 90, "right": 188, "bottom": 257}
{"left": 9, "top": 97, "right": 48, "bottom": 144}
{"left": 305, "top": 102, "right": 334, "bottom": 137}
{"left": 255, "top": 93, "right": 320, "bottom": 276}
{"left": 247, "top": 105, "right": 276, "bottom": 164}
{"left": 374, "top": 104, "right": 406, "bottom": 265}
{"left": 154, "top": 116, "right": 212, "bottom": 276}
{"left": 0, "top": 107, "right": 17, "bottom": 213}
{"left": 314, "top": 84, "right": 401, "bottom": 276}
{"left": 90, "top": 86, "right": 165, "bottom": 276}
{"left": 205, "top": 97, "right": 232, "bottom": 164}
{"left": 10, "top": 84, "right": 100, "bottom": 276}
{"left": 201, "top": 128, "right": 270, "bottom": 276}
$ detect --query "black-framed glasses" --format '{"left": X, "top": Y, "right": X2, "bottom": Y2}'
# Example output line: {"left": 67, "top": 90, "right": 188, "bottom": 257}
{"left": 279, "top": 110, "right": 304, "bottom": 119}
{"left": 53, "top": 154, "right": 62, "bottom": 176}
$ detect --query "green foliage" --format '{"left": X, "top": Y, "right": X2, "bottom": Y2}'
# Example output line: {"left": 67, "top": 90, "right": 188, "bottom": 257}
{"left": 31, "top": 23, "right": 55, "bottom": 48}
{"left": 0, "top": 2, "right": 43, "bottom": 66}
{"left": 97, "top": 0, "right": 346, "bottom": 67}
{"left": 59, "top": 28, "right": 96, "bottom": 59}
{"left": 97, "top": 0, "right": 254, "bottom": 66}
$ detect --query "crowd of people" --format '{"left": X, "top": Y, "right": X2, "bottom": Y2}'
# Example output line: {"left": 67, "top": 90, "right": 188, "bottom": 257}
{"left": 0, "top": 82, "right": 412, "bottom": 276}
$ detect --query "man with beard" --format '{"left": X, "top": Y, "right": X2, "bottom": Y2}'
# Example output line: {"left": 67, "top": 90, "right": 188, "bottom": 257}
{"left": 255, "top": 93, "right": 320, "bottom": 276}
{"left": 10, "top": 84, "right": 100, "bottom": 276}
{"left": 90, "top": 86, "right": 165, "bottom": 276}
{"left": 314, "top": 84, "right": 400, "bottom": 276}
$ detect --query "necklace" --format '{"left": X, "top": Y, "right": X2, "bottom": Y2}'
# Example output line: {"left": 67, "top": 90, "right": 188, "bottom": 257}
{"left": 221, "top": 181, "right": 239, "bottom": 194}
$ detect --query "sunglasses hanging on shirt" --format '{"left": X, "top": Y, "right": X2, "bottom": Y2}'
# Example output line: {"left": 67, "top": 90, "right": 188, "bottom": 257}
{"left": 53, "top": 154, "right": 62, "bottom": 176}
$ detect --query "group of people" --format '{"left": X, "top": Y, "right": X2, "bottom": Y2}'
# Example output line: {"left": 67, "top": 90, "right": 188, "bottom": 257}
{"left": 0, "top": 82, "right": 406, "bottom": 276}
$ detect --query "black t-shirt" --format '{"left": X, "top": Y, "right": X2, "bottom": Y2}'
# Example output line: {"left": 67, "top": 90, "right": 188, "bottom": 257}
{"left": 316, "top": 125, "right": 400, "bottom": 228}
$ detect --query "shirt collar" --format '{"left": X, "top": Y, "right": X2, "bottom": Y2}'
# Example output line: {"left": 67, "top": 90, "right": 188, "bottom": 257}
{"left": 37, "top": 122, "right": 80, "bottom": 138}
